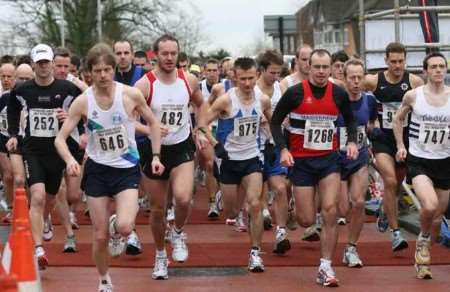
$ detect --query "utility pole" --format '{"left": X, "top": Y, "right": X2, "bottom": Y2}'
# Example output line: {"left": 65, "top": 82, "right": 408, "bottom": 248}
{"left": 60, "top": 0, "right": 65, "bottom": 47}
{"left": 97, "top": 0, "right": 102, "bottom": 41}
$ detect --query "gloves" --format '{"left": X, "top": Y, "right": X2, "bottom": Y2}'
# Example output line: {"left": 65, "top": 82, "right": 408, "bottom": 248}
{"left": 264, "top": 141, "right": 276, "bottom": 165}
{"left": 367, "top": 127, "right": 383, "bottom": 142}
{"left": 214, "top": 143, "right": 229, "bottom": 160}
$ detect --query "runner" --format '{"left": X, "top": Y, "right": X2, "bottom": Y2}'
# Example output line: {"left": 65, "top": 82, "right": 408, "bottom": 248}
{"left": 280, "top": 44, "right": 312, "bottom": 88}
{"left": 134, "top": 34, "right": 204, "bottom": 280}
{"left": 199, "top": 59, "right": 221, "bottom": 218}
{"left": 197, "top": 57, "right": 272, "bottom": 272}
{"left": 54, "top": 43, "right": 163, "bottom": 292}
{"left": 271, "top": 49, "right": 358, "bottom": 287}
{"left": 255, "top": 49, "right": 291, "bottom": 254}
{"left": 393, "top": 52, "right": 450, "bottom": 279}
{"left": 6, "top": 44, "right": 83, "bottom": 269}
{"left": 338, "top": 58, "right": 377, "bottom": 267}
{"left": 365, "top": 42, "right": 424, "bottom": 251}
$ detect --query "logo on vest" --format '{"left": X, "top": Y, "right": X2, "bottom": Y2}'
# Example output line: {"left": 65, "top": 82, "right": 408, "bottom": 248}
{"left": 112, "top": 112, "right": 123, "bottom": 125}
{"left": 401, "top": 83, "right": 409, "bottom": 91}
{"left": 304, "top": 96, "right": 313, "bottom": 104}
{"left": 92, "top": 110, "right": 98, "bottom": 119}
{"left": 38, "top": 96, "right": 50, "bottom": 102}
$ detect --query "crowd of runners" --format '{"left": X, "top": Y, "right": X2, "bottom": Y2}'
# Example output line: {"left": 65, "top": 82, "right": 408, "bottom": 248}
{"left": 0, "top": 34, "right": 448, "bottom": 291}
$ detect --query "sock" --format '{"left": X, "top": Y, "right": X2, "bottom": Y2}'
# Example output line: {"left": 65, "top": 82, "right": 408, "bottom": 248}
{"left": 251, "top": 246, "right": 260, "bottom": 251}
{"left": 419, "top": 232, "right": 430, "bottom": 240}
{"left": 320, "top": 258, "right": 332, "bottom": 270}
{"left": 156, "top": 249, "right": 167, "bottom": 257}
{"left": 347, "top": 242, "right": 357, "bottom": 248}
{"left": 391, "top": 229, "right": 400, "bottom": 236}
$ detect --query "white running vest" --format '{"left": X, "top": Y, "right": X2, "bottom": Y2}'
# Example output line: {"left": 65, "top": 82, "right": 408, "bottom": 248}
{"left": 86, "top": 82, "right": 139, "bottom": 168}
{"left": 147, "top": 70, "right": 191, "bottom": 145}
{"left": 216, "top": 88, "right": 263, "bottom": 160}
{"left": 408, "top": 86, "right": 450, "bottom": 159}
{"left": 255, "top": 81, "right": 282, "bottom": 148}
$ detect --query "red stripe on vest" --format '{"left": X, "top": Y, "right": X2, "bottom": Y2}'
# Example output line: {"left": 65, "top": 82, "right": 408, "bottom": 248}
{"left": 177, "top": 68, "right": 193, "bottom": 101}
{"left": 145, "top": 71, "right": 157, "bottom": 105}
{"left": 288, "top": 80, "right": 339, "bottom": 157}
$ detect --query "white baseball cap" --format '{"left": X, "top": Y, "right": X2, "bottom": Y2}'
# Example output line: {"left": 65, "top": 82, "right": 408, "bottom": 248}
{"left": 31, "top": 44, "right": 54, "bottom": 62}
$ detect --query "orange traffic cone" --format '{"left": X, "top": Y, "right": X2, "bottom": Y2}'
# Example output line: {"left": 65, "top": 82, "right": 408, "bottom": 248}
{"left": 0, "top": 254, "right": 18, "bottom": 292}
{"left": 2, "top": 188, "right": 30, "bottom": 273}
{"left": 9, "top": 219, "right": 42, "bottom": 292}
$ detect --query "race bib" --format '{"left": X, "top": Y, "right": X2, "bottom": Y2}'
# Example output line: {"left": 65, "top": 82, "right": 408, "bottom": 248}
{"left": 29, "top": 108, "right": 58, "bottom": 137}
{"left": 418, "top": 122, "right": 450, "bottom": 151}
{"left": 382, "top": 102, "right": 407, "bottom": 129}
{"left": 304, "top": 120, "right": 334, "bottom": 150}
{"left": 93, "top": 126, "right": 129, "bottom": 159}
{"left": 159, "top": 104, "right": 186, "bottom": 133}
{"left": 339, "top": 126, "right": 367, "bottom": 151}
{"left": 233, "top": 115, "right": 259, "bottom": 139}
{"left": 0, "top": 113, "right": 8, "bottom": 135}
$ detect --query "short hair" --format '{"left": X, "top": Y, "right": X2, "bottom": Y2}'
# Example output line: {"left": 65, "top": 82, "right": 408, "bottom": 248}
{"left": 86, "top": 43, "right": 116, "bottom": 71}
{"left": 423, "top": 52, "right": 448, "bottom": 70}
{"left": 385, "top": 42, "right": 406, "bottom": 58}
{"left": 0, "top": 55, "right": 15, "bottom": 66}
{"left": 309, "top": 49, "right": 331, "bottom": 65}
{"left": 153, "top": 34, "right": 179, "bottom": 53}
{"left": 295, "top": 44, "right": 313, "bottom": 58}
{"left": 257, "top": 49, "right": 283, "bottom": 70}
{"left": 331, "top": 50, "right": 349, "bottom": 64}
{"left": 134, "top": 50, "right": 147, "bottom": 60}
{"left": 53, "top": 47, "right": 71, "bottom": 59}
{"left": 343, "top": 58, "right": 365, "bottom": 77}
{"left": 71, "top": 55, "right": 81, "bottom": 68}
{"left": 113, "top": 40, "right": 134, "bottom": 53}
{"left": 15, "top": 55, "right": 32, "bottom": 66}
{"left": 234, "top": 57, "right": 257, "bottom": 71}
{"left": 178, "top": 52, "right": 189, "bottom": 63}
{"left": 204, "top": 58, "right": 219, "bottom": 68}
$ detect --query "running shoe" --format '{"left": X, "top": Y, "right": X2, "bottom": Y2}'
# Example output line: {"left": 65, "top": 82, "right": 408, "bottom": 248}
{"left": 171, "top": 229, "right": 188, "bottom": 262}
{"left": 166, "top": 206, "right": 175, "bottom": 222}
{"left": 234, "top": 211, "right": 247, "bottom": 232}
{"left": 152, "top": 254, "right": 169, "bottom": 280}
{"left": 273, "top": 226, "right": 291, "bottom": 255}
{"left": 316, "top": 266, "right": 339, "bottom": 287}
{"left": 342, "top": 245, "right": 363, "bottom": 268}
{"left": 415, "top": 264, "right": 433, "bottom": 280}
{"left": 63, "top": 235, "right": 77, "bottom": 253}
{"left": 302, "top": 225, "right": 320, "bottom": 241}
{"left": 69, "top": 211, "right": 79, "bottom": 230}
{"left": 108, "top": 214, "right": 125, "bottom": 257}
{"left": 1, "top": 211, "right": 12, "bottom": 224}
{"left": 35, "top": 246, "right": 49, "bottom": 270}
{"left": 392, "top": 231, "right": 408, "bottom": 252}
{"left": 376, "top": 204, "right": 389, "bottom": 233}
{"left": 98, "top": 280, "right": 113, "bottom": 292}
{"left": 215, "top": 190, "right": 223, "bottom": 211}
{"left": 126, "top": 230, "right": 143, "bottom": 255}
{"left": 248, "top": 249, "right": 264, "bottom": 272}
{"left": 263, "top": 208, "right": 273, "bottom": 230}
{"left": 207, "top": 201, "right": 220, "bottom": 219}
{"left": 43, "top": 215, "right": 54, "bottom": 241}
{"left": 337, "top": 217, "right": 347, "bottom": 225}
{"left": 415, "top": 234, "right": 431, "bottom": 265}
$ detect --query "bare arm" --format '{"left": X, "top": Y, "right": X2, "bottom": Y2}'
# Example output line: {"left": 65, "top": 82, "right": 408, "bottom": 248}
{"left": 410, "top": 73, "right": 425, "bottom": 89}
{"left": 260, "top": 94, "right": 273, "bottom": 141}
{"left": 208, "top": 83, "right": 225, "bottom": 105}
{"left": 393, "top": 89, "right": 415, "bottom": 150}
{"left": 364, "top": 73, "right": 378, "bottom": 92}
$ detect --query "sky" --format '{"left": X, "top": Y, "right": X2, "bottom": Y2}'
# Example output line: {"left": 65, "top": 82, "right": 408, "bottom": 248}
{"left": 185, "top": 0, "right": 309, "bottom": 56}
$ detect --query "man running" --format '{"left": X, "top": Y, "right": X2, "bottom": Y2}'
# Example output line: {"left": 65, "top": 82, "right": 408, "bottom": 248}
{"left": 6, "top": 44, "right": 82, "bottom": 269}
{"left": 338, "top": 58, "right": 377, "bottom": 267}
{"left": 55, "top": 43, "right": 163, "bottom": 292}
{"left": 134, "top": 34, "right": 204, "bottom": 280}
{"left": 365, "top": 42, "right": 423, "bottom": 251}
{"left": 197, "top": 57, "right": 272, "bottom": 272}
{"left": 255, "top": 49, "right": 290, "bottom": 254}
{"left": 280, "top": 45, "right": 312, "bottom": 89}
{"left": 271, "top": 49, "right": 358, "bottom": 287}
{"left": 393, "top": 52, "right": 450, "bottom": 279}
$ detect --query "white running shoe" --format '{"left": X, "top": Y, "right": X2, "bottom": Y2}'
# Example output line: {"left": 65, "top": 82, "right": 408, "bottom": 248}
{"left": 273, "top": 226, "right": 291, "bottom": 255}
{"left": 43, "top": 215, "right": 54, "bottom": 241}
{"left": 342, "top": 245, "right": 363, "bottom": 267}
{"left": 98, "top": 280, "right": 113, "bottom": 292}
{"left": 248, "top": 249, "right": 264, "bottom": 272}
{"left": 215, "top": 190, "right": 223, "bottom": 211}
{"left": 108, "top": 214, "right": 125, "bottom": 257}
{"left": 234, "top": 210, "right": 247, "bottom": 232}
{"left": 207, "top": 202, "right": 220, "bottom": 219}
{"left": 35, "top": 246, "right": 49, "bottom": 270}
{"left": 166, "top": 206, "right": 175, "bottom": 222}
{"left": 63, "top": 235, "right": 77, "bottom": 253}
{"left": 126, "top": 230, "right": 143, "bottom": 255}
{"left": 170, "top": 229, "right": 188, "bottom": 262}
{"left": 152, "top": 254, "right": 169, "bottom": 280}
